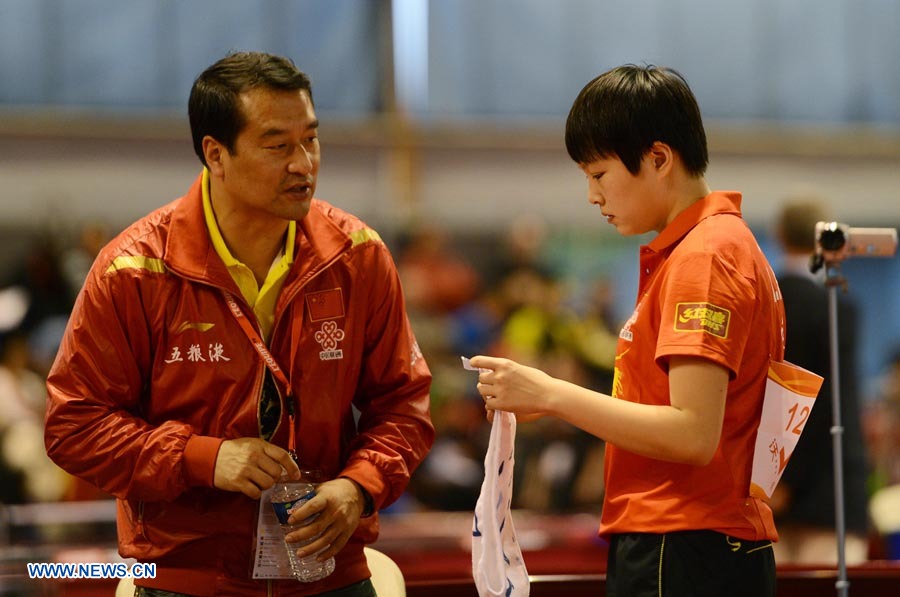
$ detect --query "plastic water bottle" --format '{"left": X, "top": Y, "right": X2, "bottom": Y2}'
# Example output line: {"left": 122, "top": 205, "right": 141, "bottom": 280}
{"left": 270, "top": 475, "right": 335, "bottom": 582}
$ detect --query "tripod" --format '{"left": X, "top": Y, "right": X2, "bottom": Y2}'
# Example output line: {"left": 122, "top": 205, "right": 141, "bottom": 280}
{"left": 822, "top": 259, "right": 849, "bottom": 597}
{"left": 811, "top": 221, "right": 898, "bottom": 596}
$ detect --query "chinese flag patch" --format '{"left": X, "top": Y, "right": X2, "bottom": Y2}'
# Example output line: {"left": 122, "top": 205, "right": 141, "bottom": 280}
{"left": 306, "top": 288, "right": 345, "bottom": 321}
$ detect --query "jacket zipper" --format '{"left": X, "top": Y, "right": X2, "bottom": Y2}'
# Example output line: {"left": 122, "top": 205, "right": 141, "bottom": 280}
{"left": 137, "top": 500, "right": 145, "bottom": 539}
{"left": 267, "top": 257, "right": 345, "bottom": 458}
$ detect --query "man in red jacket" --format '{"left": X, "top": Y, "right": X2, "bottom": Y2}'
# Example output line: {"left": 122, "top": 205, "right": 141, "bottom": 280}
{"left": 45, "top": 51, "right": 434, "bottom": 596}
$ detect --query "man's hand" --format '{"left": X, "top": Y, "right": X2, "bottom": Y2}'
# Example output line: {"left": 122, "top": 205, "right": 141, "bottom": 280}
{"left": 213, "top": 438, "right": 300, "bottom": 499}
{"left": 284, "top": 477, "right": 366, "bottom": 561}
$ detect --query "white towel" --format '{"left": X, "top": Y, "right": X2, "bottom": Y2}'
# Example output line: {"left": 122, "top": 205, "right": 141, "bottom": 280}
{"left": 472, "top": 411, "right": 529, "bottom": 597}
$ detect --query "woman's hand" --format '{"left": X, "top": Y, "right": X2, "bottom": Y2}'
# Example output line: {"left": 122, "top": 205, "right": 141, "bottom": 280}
{"left": 469, "top": 355, "right": 554, "bottom": 421}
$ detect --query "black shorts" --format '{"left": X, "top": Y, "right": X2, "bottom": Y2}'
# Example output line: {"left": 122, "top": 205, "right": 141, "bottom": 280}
{"left": 607, "top": 530, "right": 775, "bottom": 597}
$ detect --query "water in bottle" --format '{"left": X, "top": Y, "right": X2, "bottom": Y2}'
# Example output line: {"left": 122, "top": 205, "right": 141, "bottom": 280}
{"left": 270, "top": 476, "right": 336, "bottom": 582}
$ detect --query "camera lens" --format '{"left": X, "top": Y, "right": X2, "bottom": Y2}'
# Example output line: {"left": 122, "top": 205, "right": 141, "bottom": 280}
{"left": 819, "top": 227, "right": 846, "bottom": 251}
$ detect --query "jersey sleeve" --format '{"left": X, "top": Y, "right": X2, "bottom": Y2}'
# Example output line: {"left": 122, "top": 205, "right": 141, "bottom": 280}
{"left": 654, "top": 250, "right": 757, "bottom": 377}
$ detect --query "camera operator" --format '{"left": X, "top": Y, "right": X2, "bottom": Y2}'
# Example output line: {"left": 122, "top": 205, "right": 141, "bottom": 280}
{"left": 770, "top": 198, "right": 870, "bottom": 565}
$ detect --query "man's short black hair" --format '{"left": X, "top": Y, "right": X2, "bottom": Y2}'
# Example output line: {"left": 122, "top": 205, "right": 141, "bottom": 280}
{"left": 188, "top": 51, "right": 313, "bottom": 166}
{"left": 565, "top": 64, "right": 708, "bottom": 176}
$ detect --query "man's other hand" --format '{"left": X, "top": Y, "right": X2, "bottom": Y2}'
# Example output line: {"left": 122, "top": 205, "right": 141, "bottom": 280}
{"left": 213, "top": 438, "right": 300, "bottom": 499}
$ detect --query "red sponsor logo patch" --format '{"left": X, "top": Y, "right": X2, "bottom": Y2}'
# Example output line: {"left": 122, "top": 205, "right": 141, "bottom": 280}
{"left": 306, "top": 288, "right": 345, "bottom": 322}
{"left": 674, "top": 302, "right": 730, "bottom": 338}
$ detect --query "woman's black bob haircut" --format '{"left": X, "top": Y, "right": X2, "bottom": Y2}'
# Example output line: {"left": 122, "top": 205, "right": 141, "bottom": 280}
{"left": 565, "top": 64, "right": 708, "bottom": 176}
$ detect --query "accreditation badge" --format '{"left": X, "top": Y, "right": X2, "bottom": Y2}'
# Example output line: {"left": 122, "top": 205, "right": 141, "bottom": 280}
{"left": 250, "top": 486, "right": 295, "bottom": 579}
{"left": 749, "top": 360, "right": 824, "bottom": 501}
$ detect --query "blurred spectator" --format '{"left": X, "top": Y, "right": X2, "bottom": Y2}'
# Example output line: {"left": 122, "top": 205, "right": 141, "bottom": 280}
{"left": 497, "top": 268, "right": 566, "bottom": 360}
{"left": 0, "top": 238, "right": 98, "bottom": 505}
{"left": 406, "top": 219, "right": 612, "bottom": 514}
{"left": 0, "top": 286, "right": 30, "bottom": 338}
{"left": 770, "top": 197, "right": 870, "bottom": 564}
{"left": 865, "top": 348, "right": 900, "bottom": 558}
{"left": 447, "top": 288, "right": 507, "bottom": 358}
{"left": 561, "top": 278, "right": 618, "bottom": 394}
{"left": 492, "top": 264, "right": 607, "bottom": 513}
{"left": 0, "top": 333, "right": 45, "bottom": 421}
{"left": 490, "top": 213, "right": 552, "bottom": 282}
{"left": 0, "top": 331, "right": 68, "bottom": 503}
{"left": 7, "top": 237, "right": 74, "bottom": 335}
{"left": 61, "top": 221, "right": 111, "bottom": 296}
{"left": 411, "top": 387, "right": 487, "bottom": 511}
{"left": 864, "top": 347, "right": 900, "bottom": 491}
{"left": 0, "top": 331, "right": 32, "bottom": 504}
{"left": 398, "top": 225, "right": 481, "bottom": 316}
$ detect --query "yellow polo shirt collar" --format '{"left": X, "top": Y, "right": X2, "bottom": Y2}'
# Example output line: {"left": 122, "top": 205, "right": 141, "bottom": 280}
{"left": 201, "top": 168, "right": 295, "bottom": 341}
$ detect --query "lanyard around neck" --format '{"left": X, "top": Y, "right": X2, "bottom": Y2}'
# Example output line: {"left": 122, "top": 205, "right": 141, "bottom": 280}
{"left": 222, "top": 290, "right": 298, "bottom": 460}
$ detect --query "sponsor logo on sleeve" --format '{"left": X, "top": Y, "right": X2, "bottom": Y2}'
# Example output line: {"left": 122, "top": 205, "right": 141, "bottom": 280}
{"left": 674, "top": 302, "right": 730, "bottom": 338}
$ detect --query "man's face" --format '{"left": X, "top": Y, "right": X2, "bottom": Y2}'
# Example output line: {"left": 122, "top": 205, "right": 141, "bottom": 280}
{"left": 212, "top": 87, "right": 320, "bottom": 223}
{"left": 579, "top": 154, "right": 668, "bottom": 236}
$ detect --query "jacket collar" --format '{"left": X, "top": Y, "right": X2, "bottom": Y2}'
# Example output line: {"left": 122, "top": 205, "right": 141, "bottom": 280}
{"left": 165, "top": 173, "right": 352, "bottom": 289}
{"left": 646, "top": 191, "right": 743, "bottom": 254}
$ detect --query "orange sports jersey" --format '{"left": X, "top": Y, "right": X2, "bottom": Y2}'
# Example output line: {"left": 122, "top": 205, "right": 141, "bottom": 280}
{"left": 602, "top": 191, "right": 785, "bottom": 542}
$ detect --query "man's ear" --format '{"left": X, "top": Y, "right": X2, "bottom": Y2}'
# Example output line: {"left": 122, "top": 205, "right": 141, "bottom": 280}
{"left": 202, "top": 136, "right": 226, "bottom": 176}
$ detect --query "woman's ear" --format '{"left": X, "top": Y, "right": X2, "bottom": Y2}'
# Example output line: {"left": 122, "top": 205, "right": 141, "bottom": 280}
{"left": 647, "top": 141, "right": 673, "bottom": 174}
